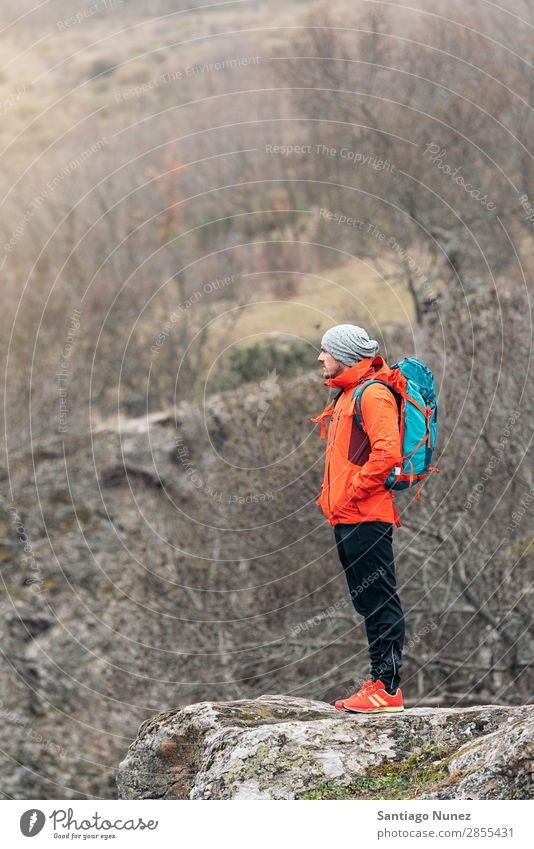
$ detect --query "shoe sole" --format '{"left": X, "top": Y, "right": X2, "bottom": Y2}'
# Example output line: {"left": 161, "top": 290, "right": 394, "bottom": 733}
{"left": 340, "top": 705, "right": 404, "bottom": 713}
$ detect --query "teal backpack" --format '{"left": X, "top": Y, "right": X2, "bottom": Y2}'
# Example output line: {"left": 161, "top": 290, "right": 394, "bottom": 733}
{"left": 351, "top": 357, "right": 439, "bottom": 498}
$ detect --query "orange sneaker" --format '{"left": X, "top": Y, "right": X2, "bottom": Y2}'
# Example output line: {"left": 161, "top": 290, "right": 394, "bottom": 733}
{"left": 338, "top": 679, "right": 404, "bottom": 713}
{"left": 335, "top": 678, "right": 375, "bottom": 711}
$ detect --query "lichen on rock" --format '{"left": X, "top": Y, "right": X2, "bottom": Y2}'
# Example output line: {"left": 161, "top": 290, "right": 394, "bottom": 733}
{"left": 116, "top": 695, "right": 534, "bottom": 800}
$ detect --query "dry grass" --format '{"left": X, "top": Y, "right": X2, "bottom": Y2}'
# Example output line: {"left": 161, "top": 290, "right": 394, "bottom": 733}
{"left": 226, "top": 259, "right": 415, "bottom": 344}
{"left": 0, "top": 0, "right": 315, "bottom": 148}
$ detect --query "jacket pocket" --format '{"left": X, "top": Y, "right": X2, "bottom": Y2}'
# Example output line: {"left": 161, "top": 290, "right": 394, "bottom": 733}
{"left": 354, "top": 488, "right": 391, "bottom": 520}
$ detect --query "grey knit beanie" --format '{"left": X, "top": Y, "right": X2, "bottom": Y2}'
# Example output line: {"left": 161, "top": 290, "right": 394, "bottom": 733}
{"left": 321, "top": 324, "right": 379, "bottom": 366}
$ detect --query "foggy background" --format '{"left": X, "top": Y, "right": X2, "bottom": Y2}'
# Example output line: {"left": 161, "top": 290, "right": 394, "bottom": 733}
{"left": 0, "top": 0, "right": 532, "bottom": 798}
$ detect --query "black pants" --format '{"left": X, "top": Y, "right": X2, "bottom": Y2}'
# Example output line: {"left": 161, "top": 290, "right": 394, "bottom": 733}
{"left": 334, "top": 521, "right": 405, "bottom": 694}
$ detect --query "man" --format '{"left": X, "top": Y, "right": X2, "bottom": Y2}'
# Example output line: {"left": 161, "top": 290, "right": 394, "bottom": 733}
{"left": 312, "top": 324, "right": 405, "bottom": 713}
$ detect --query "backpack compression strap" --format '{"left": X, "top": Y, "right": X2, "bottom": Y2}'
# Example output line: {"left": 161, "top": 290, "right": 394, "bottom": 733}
{"left": 310, "top": 389, "right": 344, "bottom": 439}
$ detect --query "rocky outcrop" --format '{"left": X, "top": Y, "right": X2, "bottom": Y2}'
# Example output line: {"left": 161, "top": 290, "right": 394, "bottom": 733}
{"left": 117, "top": 695, "right": 534, "bottom": 800}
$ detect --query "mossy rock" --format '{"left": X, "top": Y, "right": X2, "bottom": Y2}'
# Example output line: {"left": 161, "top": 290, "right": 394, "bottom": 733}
{"left": 299, "top": 741, "right": 466, "bottom": 800}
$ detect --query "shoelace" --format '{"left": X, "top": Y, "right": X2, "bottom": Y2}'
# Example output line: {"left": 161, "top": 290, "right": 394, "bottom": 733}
{"left": 355, "top": 679, "right": 375, "bottom": 698}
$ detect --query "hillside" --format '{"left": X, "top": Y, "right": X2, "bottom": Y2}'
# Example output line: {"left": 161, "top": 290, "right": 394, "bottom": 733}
{"left": 1, "top": 0, "right": 533, "bottom": 802}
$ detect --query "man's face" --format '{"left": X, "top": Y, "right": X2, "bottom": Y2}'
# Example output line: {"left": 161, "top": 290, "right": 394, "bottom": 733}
{"left": 318, "top": 347, "right": 347, "bottom": 379}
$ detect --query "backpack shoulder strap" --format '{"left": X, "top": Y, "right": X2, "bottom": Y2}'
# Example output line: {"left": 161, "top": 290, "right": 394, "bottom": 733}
{"left": 352, "top": 379, "right": 402, "bottom": 431}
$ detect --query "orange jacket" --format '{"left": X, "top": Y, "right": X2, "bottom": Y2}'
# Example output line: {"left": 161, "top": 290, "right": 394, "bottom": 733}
{"left": 311, "top": 355, "right": 403, "bottom": 527}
